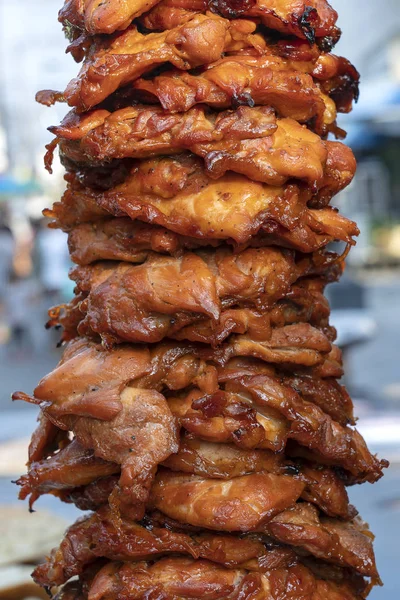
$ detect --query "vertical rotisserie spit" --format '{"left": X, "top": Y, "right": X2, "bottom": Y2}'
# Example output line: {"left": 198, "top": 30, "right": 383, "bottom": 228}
{"left": 14, "top": 1, "right": 387, "bottom": 598}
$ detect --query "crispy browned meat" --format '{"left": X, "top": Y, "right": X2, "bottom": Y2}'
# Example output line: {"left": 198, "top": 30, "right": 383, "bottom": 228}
{"left": 34, "top": 507, "right": 197, "bottom": 587}
{"left": 17, "top": 439, "right": 119, "bottom": 509}
{"left": 215, "top": 323, "right": 334, "bottom": 368}
{"left": 27, "top": 413, "right": 69, "bottom": 464}
{"left": 144, "top": 278, "right": 335, "bottom": 347}
{"left": 36, "top": 503, "right": 370, "bottom": 593}
{"left": 28, "top": 338, "right": 153, "bottom": 419}
{"left": 316, "top": 55, "right": 360, "bottom": 113}
{"left": 17, "top": 332, "right": 337, "bottom": 414}
{"left": 59, "top": 0, "right": 339, "bottom": 43}
{"left": 132, "top": 58, "right": 334, "bottom": 133}
{"left": 132, "top": 52, "right": 358, "bottom": 127}
{"left": 89, "top": 557, "right": 365, "bottom": 600}
{"left": 51, "top": 191, "right": 359, "bottom": 257}
{"left": 150, "top": 475, "right": 376, "bottom": 576}
{"left": 223, "top": 373, "right": 384, "bottom": 482}
{"left": 33, "top": 505, "right": 296, "bottom": 587}
{"left": 167, "top": 365, "right": 384, "bottom": 483}
{"left": 141, "top": 0, "right": 339, "bottom": 42}
{"left": 283, "top": 372, "right": 355, "bottom": 426}
{"left": 163, "top": 435, "right": 283, "bottom": 478}
{"left": 266, "top": 503, "right": 378, "bottom": 577}
{"left": 85, "top": 558, "right": 334, "bottom": 600}
{"left": 61, "top": 16, "right": 265, "bottom": 110}
{"left": 13, "top": 340, "right": 179, "bottom": 514}
{"left": 65, "top": 210, "right": 356, "bottom": 266}
{"left": 67, "top": 219, "right": 215, "bottom": 266}
{"left": 15, "top": 336, "right": 384, "bottom": 487}
{"left": 133, "top": 60, "right": 331, "bottom": 132}
{"left": 20, "top": 0, "right": 387, "bottom": 596}
{"left": 53, "top": 247, "right": 334, "bottom": 345}
{"left": 51, "top": 105, "right": 356, "bottom": 192}
{"left": 151, "top": 470, "right": 329, "bottom": 532}
{"left": 59, "top": 0, "right": 161, "bottom": 34}
{"left": 65, "top": 475, "right": 120, "bottom": 511}
{"left": 163, "top": 436, "right": 354, "bottom": 519}
{"left": 11, "top": 339, "right": 210, "bottom": 515}
{"left": 19, "top": 418, "right": 351, "bottom": 518}
{"left": 46, "top": 158, "right": 358, "bottom": 247}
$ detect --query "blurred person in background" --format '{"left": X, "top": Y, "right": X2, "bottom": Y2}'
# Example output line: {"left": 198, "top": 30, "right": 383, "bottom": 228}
{"left": 35, "top": 219, "right": 71, "bottom": 303}
{"left": 0, "top": 215, "right": 15, "bottom": 346}
{"left": 0, "top": 220, "right": 14, "bottom": 297}
{"left": 3, "top": 267, "right": 42, "bottom": 357}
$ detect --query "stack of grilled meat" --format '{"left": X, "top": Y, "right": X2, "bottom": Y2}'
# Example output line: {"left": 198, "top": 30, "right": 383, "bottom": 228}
{"left": 14, "top": 1, "right": 388, "bottom": 598}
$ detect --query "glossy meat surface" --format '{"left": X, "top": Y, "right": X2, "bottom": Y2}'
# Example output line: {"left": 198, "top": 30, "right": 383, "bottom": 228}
{"left": 14, "top": 340, "right": 179, "bottom": 513}
{"left": 149, "top": 474, "right": 377, "bottom": 576}
{"left": 168, "top": 377, "right": 384, "bottom": 483}
{"left": 67, "top": 219, "right": 216, "bottom": 265}
{"left": 59, "top": 0, "right": 338, "bottom": 42}
{"left": 54, "top": 247, "right": 333, "bottom": 345}
{"left": 55, "top": 279, "right": 334, "bottom": 347}
{"left": 132, "top": 55, "right": 333, "bottom": 134}
{"left": 84, "top": 557, "right": 363, "bottom": 600}
{"left": 266, "top": 503, "right": 377, "bottom": 577}
{"left": 47, "top": 157, "right": 358, "bottom": 247}
{"left": 59, "top": 0, "right": 161, "bottom": 34}
{"left": 141, "top": 0, "right": 339, "bottom": 43}
{"left": 151, "top": 469, "right": 305, "bottom": 531}
{"left": 163, "top": 435, "right": 354, "bottom": 519}
{"left": 34, "top": 505, "right": 296, "bottom": 587}
{"left": 34, "top": 506, "right": 367, "bottom": 598}
{"left": 15, "top": 337, "right": 385, "bottom": 495}
{"left": 223, "top": 373, "right": 385, "bottom": 482}
{"left": 132, "top": 52, "right": 358, "bottom": 128}
{"left": 51, "top": 105, "right": 357, "bottom": 191}
{"left": 61, "top": 16, "right": 264, "bottom": 110}
{"left": 19, "top": 420, "right": 352, "bottom": 519}
{"left": 17, "top": 439, "right": 119, "bottom": 508}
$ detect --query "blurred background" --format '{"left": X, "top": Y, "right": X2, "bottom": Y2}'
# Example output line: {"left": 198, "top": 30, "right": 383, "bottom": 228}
{"left": 0, "top": 0, "right": 399, "bottom": 598}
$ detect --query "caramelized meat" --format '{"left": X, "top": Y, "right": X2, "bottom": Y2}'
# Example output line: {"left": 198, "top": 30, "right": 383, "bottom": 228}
{"left": 86, "top": 558, "right": 271, "bottom": 600}
{"left": 51, "top": 105, "right": 356, "bottom": 192}
{"left": 266, "top": 503, "right": 378, "bottom": 577}
{"left": 132, "top": 52, "right": 358, "bottom": 130}
{"left": 163, "top": 435, "right": 354, "bottom": 519}
{"left": 150, "top": 469, "right": 305, "bottom": 531}
{"left": 33, "top": 505, "right": 296, "bottom": 587}
{"left": 13, "top": 340, "right": 178, "bottom": 514}
{"left": 225, "top": 373, "right": 385, "bottom": 482}
{"left": 60, "top": 0, "right": 338, "bottom": 43}
{"left": 88, "top": 558, "right": 364, "bottom": 599}
{"left": 27, "top": 412, "right": 68, "bottom": 464}
{"left": 60, "top": 16, "right": 264, "bottom": 110}
{"left": 17, "top": 439, "right": 119, "bottom": 509}
{"left": 141, "top": 0, "right": 339, "bottom": 44}
{"left": 59, "top": 0, "right": 162, "bottom": 35}
{"left": 18, "top": 0, "right": 385, "bottom": 597}
{"left": 47, "top": 157, "right": 358, "bottom": 247}
{"left": 67, "top": 219, "right": 214, "bottom": 266}
{"left": 132, "top": 54, "right": 334, "bottom": 134}
{"left": 15, "top": 335, "right": 384, "bottom": 497}
{"left": 55, "top": 247, "right": 330, "bottom": 345}
{"left": 149, "top": 475, "right": 376, "bottom": 577}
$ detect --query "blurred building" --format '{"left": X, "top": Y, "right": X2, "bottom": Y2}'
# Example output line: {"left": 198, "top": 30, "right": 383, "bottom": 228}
{"left": 332, "top": 1, "right": 400, "bottom": 266}
{"left": 0, "top": 0, "right": 75, "bottom": 174}
{"left": 0, "top": 0, "right": 76, "bottom": 253}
